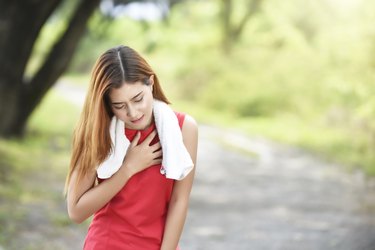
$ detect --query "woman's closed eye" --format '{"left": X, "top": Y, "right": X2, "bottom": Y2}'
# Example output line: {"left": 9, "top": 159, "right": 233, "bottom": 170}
{"left": 113, "top": 104, "right": 126, "bottom": 110}
{"left": 112, "top": 95, "right": 143, "bottom": 109}
{"left": 134, "top": 96, "right": 143, "bottom": 103}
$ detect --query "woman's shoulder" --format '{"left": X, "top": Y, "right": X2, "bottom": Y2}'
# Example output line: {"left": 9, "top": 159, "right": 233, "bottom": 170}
{"left": 173, "top": 111, "right": 197, "bottom": 127}
{"left": 178, "top": 112, "right": 198, "bottom": 154}
{"left": 182, "top": 114, "right": 197, "bottom": 129}
{"left": 174, "top": 111, "right": 198, "bottom": 137}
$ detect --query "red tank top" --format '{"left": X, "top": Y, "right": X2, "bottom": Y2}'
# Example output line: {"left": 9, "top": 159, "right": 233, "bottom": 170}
{"left": 83, "top": 112, "right": 185, "bottom": 250}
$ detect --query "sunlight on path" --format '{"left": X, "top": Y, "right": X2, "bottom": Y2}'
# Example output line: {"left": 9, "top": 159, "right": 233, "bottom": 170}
{"left": 55, "top": 81, "right": 87, "bottom": 106}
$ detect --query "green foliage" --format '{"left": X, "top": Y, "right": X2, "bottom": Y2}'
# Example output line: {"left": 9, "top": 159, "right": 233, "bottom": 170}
{"left": 25, "top": 0, "right": 85, "bottom": 77}
{"left": 28, "top": 0, "right": 375, "bottom": 175}
{"left": 25, "top": 18, "right": 68, "bottom": 77}
{"left": 176, "top": 0, "right": 375, "bottom": 174}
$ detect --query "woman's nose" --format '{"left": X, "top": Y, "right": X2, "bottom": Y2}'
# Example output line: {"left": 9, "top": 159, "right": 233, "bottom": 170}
{"left": 126, "top": 104, "right": 136, "bottom": 118}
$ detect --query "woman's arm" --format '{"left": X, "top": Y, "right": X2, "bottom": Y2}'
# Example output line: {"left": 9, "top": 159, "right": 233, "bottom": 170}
{"left": 67, "top": 163, "right": 131, "bottom": 224}
{"left": 67, "top": 130, "right": 162, "bottom": 224}
{"left": 161, "top": 115, "right": 198, "bottom": 250}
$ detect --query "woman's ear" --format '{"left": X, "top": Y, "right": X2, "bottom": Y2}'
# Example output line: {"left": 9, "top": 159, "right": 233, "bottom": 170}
{"left": 149, "top": 75, "right": 154, "bottom": 91}
{"left": 149, "top": 75, "right": 154, "bottom": 86}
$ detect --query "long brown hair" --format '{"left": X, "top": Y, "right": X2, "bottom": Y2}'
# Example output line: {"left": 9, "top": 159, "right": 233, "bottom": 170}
{"left": 65, "top": 45, "right": 169, "bottom": 194}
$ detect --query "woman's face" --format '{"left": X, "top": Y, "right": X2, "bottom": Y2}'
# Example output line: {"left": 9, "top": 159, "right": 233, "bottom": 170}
{"left": 108, "top": 77, "right": 154, "bottom": 130}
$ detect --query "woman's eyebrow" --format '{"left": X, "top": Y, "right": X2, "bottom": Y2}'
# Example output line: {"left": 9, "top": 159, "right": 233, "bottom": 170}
{"left": 131, "top": 91, "right": 143, "bottom": 100}
{"left": 111, "top": 91, "right": 143, "bottom": 104}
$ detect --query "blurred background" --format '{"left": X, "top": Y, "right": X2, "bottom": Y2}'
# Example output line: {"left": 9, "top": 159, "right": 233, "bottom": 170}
{"left": 1, "top": 0, "right": 375, "bottom": 249}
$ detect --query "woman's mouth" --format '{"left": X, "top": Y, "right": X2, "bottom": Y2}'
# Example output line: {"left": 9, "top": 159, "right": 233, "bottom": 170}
{"left": 131, "top": 115, "right": 144, "bottom": 124}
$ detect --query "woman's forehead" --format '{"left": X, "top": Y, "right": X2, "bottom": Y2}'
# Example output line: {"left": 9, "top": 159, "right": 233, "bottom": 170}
{"left": 109, "top": 81, "right": 145, "bottom": 102}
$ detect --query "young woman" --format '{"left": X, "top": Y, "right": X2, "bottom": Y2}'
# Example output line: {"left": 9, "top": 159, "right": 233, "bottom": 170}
{"left": 65, "top": 45, "right": 198, "bottom": 250}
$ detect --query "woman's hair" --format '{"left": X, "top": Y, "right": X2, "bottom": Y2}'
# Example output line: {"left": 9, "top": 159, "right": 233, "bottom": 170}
{"left": 65, "top": 45, "right": 169, "bottom": 194}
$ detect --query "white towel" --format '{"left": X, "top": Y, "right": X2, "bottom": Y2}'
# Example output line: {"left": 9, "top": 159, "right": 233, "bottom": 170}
{"left": 96, "top": 100, "right": 194, "bottom": 180}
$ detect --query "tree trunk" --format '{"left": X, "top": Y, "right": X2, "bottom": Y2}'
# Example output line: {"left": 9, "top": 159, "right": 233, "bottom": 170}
{"left": 220, "top": 0, "right": 263, "bottom": 53}
{"left": 221, "top": 0, "right": 232, "bottom": 53}
{"left": 0, "top": 0, "right": 62, "bottom": 137}
{"left": 0, "top": 0, "right": 100, "bottom": 137}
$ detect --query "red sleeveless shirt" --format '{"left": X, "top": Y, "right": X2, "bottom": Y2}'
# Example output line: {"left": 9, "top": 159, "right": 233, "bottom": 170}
{"left": 83, "top": 112, "right": 185, "bottom": 250}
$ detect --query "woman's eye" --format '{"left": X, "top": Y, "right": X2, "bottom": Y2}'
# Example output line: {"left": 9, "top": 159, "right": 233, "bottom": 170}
{"left": 135, "top": 97, "right": 143, "bottom": 103}
{"left": 114, "top": 105, "right": 125, "bottom": 110}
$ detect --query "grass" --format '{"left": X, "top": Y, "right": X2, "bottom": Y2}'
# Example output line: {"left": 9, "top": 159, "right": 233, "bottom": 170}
{"left": 0, "top": 91, "right": 87, "bottom": 248}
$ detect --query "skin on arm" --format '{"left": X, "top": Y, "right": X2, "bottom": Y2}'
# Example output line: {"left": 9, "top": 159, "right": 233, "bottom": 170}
{"left": 67, "top": 130, "right": 162, "bottom": 224}
{"left": 161, "top": 115, "right": 198, "bottom": 250}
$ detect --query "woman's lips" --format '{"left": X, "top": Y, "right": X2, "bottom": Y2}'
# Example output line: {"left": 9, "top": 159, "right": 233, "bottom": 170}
{"left": 131, "top": 115, "right": 144, "bottom": 124}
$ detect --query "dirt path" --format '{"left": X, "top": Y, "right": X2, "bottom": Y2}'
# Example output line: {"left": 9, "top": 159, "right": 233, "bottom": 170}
{"left": 182, "top": 126, "right": 375, "bottom": 250}
{"left": 6, "top": 82, "right": 375, "bottom": 249}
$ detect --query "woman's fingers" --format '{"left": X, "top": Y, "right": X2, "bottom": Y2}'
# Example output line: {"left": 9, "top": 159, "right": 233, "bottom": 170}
{"left": 153, "top": 149, "right": 163, "bottom": 158}
{"left": 151, "top": 142, "right": 161, "bottom": 152}
{"left": 143, "top": 130, "right": 157, "bottom": 145}
{"left": 151, "top": 159, "right": 162, "bottom": 165}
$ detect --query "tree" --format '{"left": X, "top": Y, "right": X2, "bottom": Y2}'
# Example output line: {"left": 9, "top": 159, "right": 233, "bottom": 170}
{"left": 0, "top": 0, "right": 183, "bottom": 138}
{"left": 221, "top": 0, "right": 263, "bottom": 53}
{"left": 0, "top": 0, "right": 101, "bottom": 137}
